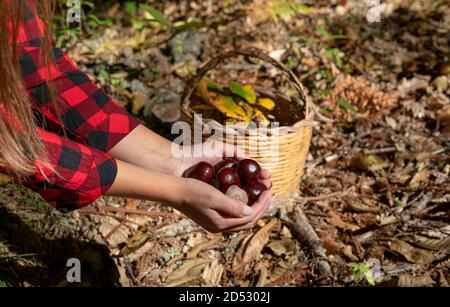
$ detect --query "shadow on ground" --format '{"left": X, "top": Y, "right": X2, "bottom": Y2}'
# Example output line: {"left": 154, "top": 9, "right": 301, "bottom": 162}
{"left": 0, "top": 205, "right": 120, "bottom": 287}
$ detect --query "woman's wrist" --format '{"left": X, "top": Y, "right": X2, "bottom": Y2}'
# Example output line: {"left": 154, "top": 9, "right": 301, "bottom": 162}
{"left": 109, "top": 124, "right": 179, "bottom": 175}
{"left": 107, "top": 159, "right": 187, "bottom": 207}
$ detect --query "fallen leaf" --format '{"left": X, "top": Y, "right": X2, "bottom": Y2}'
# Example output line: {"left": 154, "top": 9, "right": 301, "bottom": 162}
{"left": 119, "top": 231, "right": 153, "bottom": 256}
{"left": 327, "top": 211, "right": 360, "bottom": 232}
{"left": 389, "top": 239, "right": 435, "bottom": 264}
{"left": 409, "top": 169, "right": 430, "bottom": 188}
{"left": 351, "top": 152, "right": 388, "bottom": 172}
{"left": 165, "top": 258, "right": 211, "bottom": 287}
{"left": 345, "top": 201, "right": 380, "bottom": 213}
{"left": 397, "top": 272, "right": 436, "bottom": 287}
{"left": 255, "top": 264, "right": 268, "bottom": 287}
{"left": 280, "top": 226, "right": 292, "bottom": 238}
{"left": 186, "top": 237, "right": 221, "bottom": 259}
{"left": 201, "top": 259, "right": 224, "bottom": 286}
{"left": 266, "top": 240, "right": 287, "bottom": 256}
{"left": 266, "top": 260, "right": 290, "bottom": 285}
{"left": 234, "top": 219, "right": 277, "bottom": 267}
{"left": 398, "top": 77, "right": 429, "bottom": 96}
{"left": 413, "top": 235, "right": 450, "bottom": 251}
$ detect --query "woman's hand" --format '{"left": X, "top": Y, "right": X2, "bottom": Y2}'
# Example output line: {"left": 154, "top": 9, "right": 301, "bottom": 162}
{"left": 109, "top": 127, "right": 274, "bottom": 232}
{"left": 170, "top": 142, "right": 273, "bottom": 232}
{"left": 108, "top": 159, "right": 274, "bottom": 233}
{"left": 176, "top": 178, "right": 273, "bottom": 233}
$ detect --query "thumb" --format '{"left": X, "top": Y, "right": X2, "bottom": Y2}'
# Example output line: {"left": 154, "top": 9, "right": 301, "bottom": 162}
{"left": 214, "top": 197, "right": 254, "bottom": 218}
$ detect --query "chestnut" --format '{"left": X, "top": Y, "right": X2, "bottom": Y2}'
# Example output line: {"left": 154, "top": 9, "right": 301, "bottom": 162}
{"left": 226, "top": 185, "right": 249, "bottom": 204}
{"left": 237, "top": 159, "right": 261, "bottom": 182}
{"left": 214, "top": 157, "right": 239, "bottom": 173}
{"left": 184, "top": 161, "right": 215, "bottom": 183}
{"left": 244, "top": 181, "right": 267, "bottom": 205}
{"left": 216, "top": 167, "right": 241, "bottom": 193}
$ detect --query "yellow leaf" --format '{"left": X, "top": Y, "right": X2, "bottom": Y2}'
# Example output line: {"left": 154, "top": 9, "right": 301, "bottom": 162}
{"left": 210, "top": 95, "right": 248, "bottom": 121}
{"left": 254, "top": 109, "right": 270, "bottom": 127}
{"left": 243, "top": 85, "right": 257, "bottom": 104}
{"left": 196, "top": 79, "right": 211, "bottom": 104}
{"left": 243, "top": 104, "right": 254, "bottom": 122}
{"left": 257, "top": 98, "right": 275, "bottom": 110}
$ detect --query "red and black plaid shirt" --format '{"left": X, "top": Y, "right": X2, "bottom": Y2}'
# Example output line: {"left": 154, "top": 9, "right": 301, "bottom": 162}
{"left": 2, "top": 0, "right": 140, "bottom": 212}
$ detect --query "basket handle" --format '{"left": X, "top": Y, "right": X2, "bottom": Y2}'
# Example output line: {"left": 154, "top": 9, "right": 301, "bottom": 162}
{"left": 181, "top": 47, "right": 314, "bottom": 119}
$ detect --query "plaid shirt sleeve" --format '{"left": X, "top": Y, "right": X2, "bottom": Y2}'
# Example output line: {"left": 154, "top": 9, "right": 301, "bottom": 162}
{"left": 9, "top": 1, "right": 141, "bottom": 212}
{"left": 23, "top": 128, "right": 119, "bottom": 213}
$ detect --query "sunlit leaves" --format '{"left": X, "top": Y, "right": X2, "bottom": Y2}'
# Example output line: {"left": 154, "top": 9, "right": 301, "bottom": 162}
{"left": 257, "top": 98, "right": 275, "bottom": 110}
{"left": 197, "top": 80, "right": 248, "bottom": 122}
{"left": 269, "top": 0, "right": 311, "bottom": 22}
{"left": 196, "top": 80, "right": 275, "bottom": 127}
{"left": 228, "top": 82, "right": 257, "bottom": 104}
{"left": 210, "top": 95, "right": 248, "bottom": 121}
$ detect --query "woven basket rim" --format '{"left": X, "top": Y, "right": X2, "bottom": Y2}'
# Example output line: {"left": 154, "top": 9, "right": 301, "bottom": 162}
{"left": 181, "top": 107, "right": 315, "bottom": 136}
{"left": 181, "top": 48, "right": 317, "bottom": 134}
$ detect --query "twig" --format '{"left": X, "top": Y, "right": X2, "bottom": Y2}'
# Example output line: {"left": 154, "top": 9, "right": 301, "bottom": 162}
{"left": 298, "top": 190, "right": 348, "bottom": 202}
{"left": 77, "top": 210, "right": 138, "bottom": 226}
{"left": 363, "top": 147, "right": 397, "bottom": 155}
{"left": 123, "top": 255, "right": 137, "bottom": 286}
{"left": 306, "top": 128, "right": 386, "bottom": 168}
{"left": 280, "top": 206, "right": 331, "bottom": 276}
{"left": 105, "top": 220, "right": 127, "bottom": 241}
{"left": 79, "top": 206, "right": 176, "bottom": 218}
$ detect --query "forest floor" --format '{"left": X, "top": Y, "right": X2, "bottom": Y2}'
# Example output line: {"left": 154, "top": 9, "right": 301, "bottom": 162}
{"left": 0, "top": 0, "right": 449, "bottom": 287}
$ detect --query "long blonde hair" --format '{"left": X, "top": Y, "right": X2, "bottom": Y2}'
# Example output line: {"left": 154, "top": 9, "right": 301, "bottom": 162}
{"left": 0, "top": 0, "right": 56, "bottom": 178}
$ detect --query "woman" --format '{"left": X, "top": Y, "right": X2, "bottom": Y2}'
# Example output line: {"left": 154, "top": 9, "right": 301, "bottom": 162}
{"left": 0, "top": 1, "right": 273, "bottom": 233}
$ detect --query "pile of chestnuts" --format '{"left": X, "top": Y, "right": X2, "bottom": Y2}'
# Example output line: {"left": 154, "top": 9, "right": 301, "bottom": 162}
{"left": 183, "top": 157, "right": 268, "bottom": 206}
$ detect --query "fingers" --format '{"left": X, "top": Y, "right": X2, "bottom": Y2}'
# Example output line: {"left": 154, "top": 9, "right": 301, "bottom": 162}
{"left": 259, "top": 179, "right": 272, "bottom": 190}
{"left": 220, "top": 190, "right": 273, "bottom": 231}
{"left": 260, "top": 168, "right": 271, "bottom": 179}
{"left": 211, "top": 194, "right": 254, "bottom": 218}
{"left": 224, "top": 192, "right": 273, "bottom": 232}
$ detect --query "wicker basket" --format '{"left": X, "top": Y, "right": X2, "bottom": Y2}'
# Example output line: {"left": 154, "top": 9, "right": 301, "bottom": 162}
{"left": 181, "top": 48, "right": 314, "bottom": 198}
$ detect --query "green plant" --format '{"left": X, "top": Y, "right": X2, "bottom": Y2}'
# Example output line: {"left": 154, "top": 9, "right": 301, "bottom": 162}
{"left": 315, "top": 26, "right": 348, "bottom": 40}
{"left": 125, "top": 1, "right": 169, "bottom": 30}
{"left": 337, "top": 99, "right": 357, "bottom": 114}
{"left": 0, "top": 280, "right": 7, "bottom": 287}
{"left": 269, "top": 0, "right": 311, "bottom": 22}
{"left": 324, "top": 47, "right": 344, "bottom": 68}
{"left": 349, "top": 262, "right": 376, "bottom": 286}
